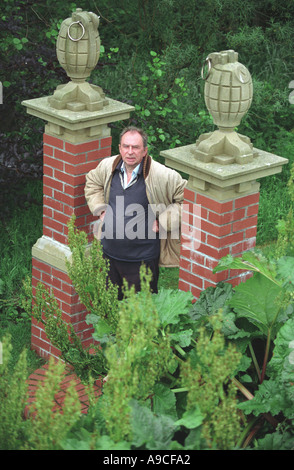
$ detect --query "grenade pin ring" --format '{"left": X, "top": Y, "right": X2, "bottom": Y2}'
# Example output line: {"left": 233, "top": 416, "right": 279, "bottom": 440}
{"left": 201, "top": 57, "right": 212, "bottom": 81}
{"left": 68, "top": 21, "right": 85, "bottom": 42}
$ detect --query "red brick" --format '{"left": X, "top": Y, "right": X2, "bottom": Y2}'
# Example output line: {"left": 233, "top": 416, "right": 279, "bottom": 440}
{"left": 184, "top": 187, "right": 196, "bottom": 203}
{"left": 86, "top": 213, "right": 97, "bottom": 225}
{"left": 246, "top": 227, "right": 257, "bottom": 238}
{"left": 55, "top": 170, "right": 86, "bottom": 187}
{"left": 64, "top": 161, "right": 99, "bottom": 176}
{"left": 232, "top": 216, "right": 258, "bottom": 233}
{"left": 73, "top": 321, "right": 89, "bottom": 333}
{"left": 192, "top": 264, "right": 228, "bottom": 283}
{"left": 43, "top": 227, "right": 53, "bottom": 238}
{"left": 51, "top": 267, "right": 71, "bottom": 284}
{"left": 64, "top": 184, "right": 85, "bottom": 197}
{"left": 52, "top": 287, "right": 78, "bottom": 305}
{"left": 32, "top": 258, "right": 52, "bottom": 274}
{"left": 196, "top": 194, "right": 233, "bottom": 213}
{"left": 43, "top": 134, "right": 64, "bottom": 149}
{"left": 73, "top": 205, "right": 89, "bottom": 217}
{"left": 178, "top": 279, "right": 190, "bottom": 292}
{"left": 31, "top": 267, "right": 41, "bottom": 281}
{"left": 56, "top": 149, "right": 87, "bottom": 164}
{"left": 247, "top": 204, "right": 259, "bottom": 217}
{"left": 43, "top": 175, "right": 64, "bottom": 192}
{"left": 31, "top": 336, "right": 51, "bottom": 353}
{"left": 100, "top": 136, "right": 112, "bottom": 148}
{"left": 87, "top": 147, "right": 110, "bottom": 161}
{"left": 180, "top": 258, "right": 191, "bottom": 271}
{"left": 41, "top": 272, "right": 53, "bottom": 286}
{"left": 44, "top": 197, "right": 64, "bottom": 212}
{"left": 53, "top": 211, "right": 71, "bottom": 226}
{"left": 205, "top": 258, "right": 219, "bottom": 270}
{"left": 44, "top": 154, "right": 64, "bottom": 171}
{"left": 181, "top": 210, "right": 194, "bottom": 226}
{"left": 208, "top": 208, "right": 246, "bottom": 225}
{"left": 43, "top": 216, "right": 64, "bottom": 233}
{"left": 50, "top": 344, "right": 62, "bottom": 358}
{"left": 31, "top": 317, "right": 44, "bottom": 330}
{"left": 44, "top": 165, "right": 53, "bottom": 177}
{"left": 31, "top": 325, "right": 41, "bottom": 338}
{"left": 207, "top": 231, "right": 244, "bottom": 249}
{"left": 204, "top": 280, "right": 218, "bottom": 289}
{"left": 198, "top": 243, "right": 230, "bottom": 260}
{"left": 43, "top": 185, "right": 53, "bottom": 197}
{"left": 54, "top": 190, "right": 75, "bottom": 206}
{"left": 61, "top": 282, "right": 76, "bottom": 295}
{"left": 234, "top": 193, "right": 260, "bottom": 209}
{"left": 53, "top": 232, "right": 67, "bottom": 245}
{"left": 201, "top": 219, "right": 232, "bottom": 237}
{"left": 65, "top": 140, "right": 100, "bottom": 154}
{"left": 43, "top": 206, "right": 53, "bottom": 218}
{"left": 179, "top": 269, "right": 203, "bottom": 288}
{"left": 191, "top": 285, "right": 202, "bottom": 299}
{"left": 43, "top": 144, "right": 54, "bottom": 156}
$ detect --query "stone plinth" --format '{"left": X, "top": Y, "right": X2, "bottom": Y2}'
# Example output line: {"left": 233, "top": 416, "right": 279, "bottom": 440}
{"left": 22, "top": 95, "right": 134, "bottom": 359}
{"left": 22, "top": 95, "right": 134, "bottom": 144}
{"left": 161, "top": 144, "right": 288, "bottom": 299}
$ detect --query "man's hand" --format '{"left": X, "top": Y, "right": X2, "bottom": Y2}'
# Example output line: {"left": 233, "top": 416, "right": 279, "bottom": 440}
{"left": 152, "top": 219, "right": 159, "bottom": 233}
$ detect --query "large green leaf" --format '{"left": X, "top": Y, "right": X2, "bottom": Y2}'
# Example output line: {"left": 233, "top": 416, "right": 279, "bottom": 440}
{"left": 153, "top": 383, "right": 177, "bottom": 419}
{"left": 229, "top": 273, "right": 283, "bottom": 336}
{"left": 276, "top": 256, "right": 294, "bottom": 288}
{"left": 268, "top": 317, "right": 294, "bottom": 384}
{"left": 213, "top": 251, "right": 279, "bottom": 285}
{"left": 175, "top": 406, "right": 203, "bottom": 429}
{"left": 152, "top": 289, "right": 193, "bottom": 328}
{"left": 130, "top": 400, "right": 177, "bottom": 450}
{"left": 189, "top": 282, "right": 234, "bottom": 320}
{"left": 239, "top": 317, "right": 294, "bottom": 419}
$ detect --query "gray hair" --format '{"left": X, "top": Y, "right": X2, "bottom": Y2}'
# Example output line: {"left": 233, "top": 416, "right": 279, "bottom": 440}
{"left": 119, "top": 126, "right": 148, "bottom": 148}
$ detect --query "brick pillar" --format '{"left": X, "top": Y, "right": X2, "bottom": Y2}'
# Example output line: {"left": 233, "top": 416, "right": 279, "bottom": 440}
{"left": 160, "top": 143, "right": 288, "bottom": 301}
{"left": 179, "top": 188, "right": 259, "bottom": 299}
{"left": 22, "top": 95, "right": 134, "bottom": 359}
{"left": 31, "top": 134, "right": 112, "bottom": 359}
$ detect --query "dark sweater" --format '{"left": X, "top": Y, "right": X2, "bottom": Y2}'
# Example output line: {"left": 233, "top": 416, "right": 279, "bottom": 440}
{"left": 101, "top": 160, "right": 160, "bottom": 262}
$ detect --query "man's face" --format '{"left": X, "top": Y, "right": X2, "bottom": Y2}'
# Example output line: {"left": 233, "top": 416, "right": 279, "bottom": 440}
{"left": 119, "top": 131, "right": 148, "bottom": 172}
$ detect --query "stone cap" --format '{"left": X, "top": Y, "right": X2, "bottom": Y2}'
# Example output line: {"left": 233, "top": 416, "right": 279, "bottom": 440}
{"left": 161, "top": 144, "right": 288, "bottom": 201}
{"left": 22, "top": 95, "right": 135, "bottom": 143}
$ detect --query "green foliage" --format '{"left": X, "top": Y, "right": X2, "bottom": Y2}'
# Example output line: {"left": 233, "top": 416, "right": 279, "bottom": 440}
{"left": 130, "top": 50, "right": 199, "bottom": 156}
{"left": 23, "top": 357, "right": 81, "bottom": 450}
{"left": 67, "top": 216, "right": 119, "bottom": 333}
{"left": 275, "top": 163, "right": 294, "bottom": 257}
{"left": 0, "top": 334, "right": 28, "bottom": 450}
{"left": 23, "top": 278, "right": 107, "bottom": 382}
{"left": 101, "top": 267, "right": 173, "bottom": 442}
{"left": 180, "top": 315, "right": 242, "bottom": 450}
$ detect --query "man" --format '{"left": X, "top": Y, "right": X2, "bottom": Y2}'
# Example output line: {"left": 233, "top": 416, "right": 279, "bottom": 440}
{"left": 85, "top": 126, "right": 186, "bottom": 299}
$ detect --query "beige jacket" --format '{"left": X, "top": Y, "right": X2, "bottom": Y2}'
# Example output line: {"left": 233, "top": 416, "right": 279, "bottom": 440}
{"left": 84, "top": 154, "right": 187, "bottom": 267}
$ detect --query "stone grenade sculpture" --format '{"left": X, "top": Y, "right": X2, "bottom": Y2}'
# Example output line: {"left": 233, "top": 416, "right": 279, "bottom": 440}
{"left": 194, "top": 50, "right": 255, "bottom": 165}
{"left": 49, "top": 8, "right": 108, "bottom": 112}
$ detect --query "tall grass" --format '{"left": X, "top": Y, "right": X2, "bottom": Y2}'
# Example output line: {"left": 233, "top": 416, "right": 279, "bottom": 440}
{"left": 0, "top": 180, "right": 42, "bottom": 308}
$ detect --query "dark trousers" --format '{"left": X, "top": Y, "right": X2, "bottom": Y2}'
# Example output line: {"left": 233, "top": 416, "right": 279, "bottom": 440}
{"left": 103, "top": 254, "right": 159, "bottom": 300}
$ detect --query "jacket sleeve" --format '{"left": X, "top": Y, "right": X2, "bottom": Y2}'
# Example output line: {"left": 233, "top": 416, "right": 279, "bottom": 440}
{"left": 157, "top": 169, "right": 187, "bottom": 235}
{"left": 84, "top": 161, "right": 109, "bottom": 216}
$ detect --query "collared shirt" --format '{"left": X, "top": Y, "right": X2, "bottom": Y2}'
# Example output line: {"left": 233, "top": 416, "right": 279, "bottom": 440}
{"left": 120, "top": 162, "right": 141, "bottom": 189}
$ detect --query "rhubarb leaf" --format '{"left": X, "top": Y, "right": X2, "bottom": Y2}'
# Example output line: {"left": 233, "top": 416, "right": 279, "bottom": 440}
{"left": 229, "top": 273, "right": 283, "bottom": 336}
